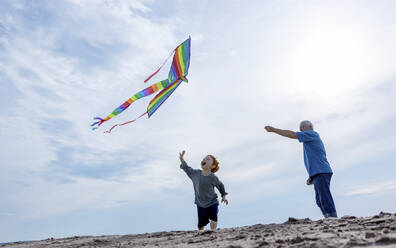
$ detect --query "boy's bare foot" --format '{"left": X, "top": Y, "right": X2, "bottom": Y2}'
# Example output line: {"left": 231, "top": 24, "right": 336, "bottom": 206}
{"left": 210, "top": 221, "right": 217, "bottom": 230}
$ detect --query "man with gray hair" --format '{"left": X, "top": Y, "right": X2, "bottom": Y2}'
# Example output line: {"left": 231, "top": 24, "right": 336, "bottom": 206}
{"left": 264, "top": 121, "right": 337, "bottom": 218}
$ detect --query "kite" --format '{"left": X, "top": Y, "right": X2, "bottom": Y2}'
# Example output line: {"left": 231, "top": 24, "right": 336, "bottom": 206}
{"left": 91, "top": 37, "right": 191, "bottom": 133}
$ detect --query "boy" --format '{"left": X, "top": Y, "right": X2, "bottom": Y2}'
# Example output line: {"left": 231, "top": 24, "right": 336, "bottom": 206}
{"left": 179, "top": 150, "right": 228, "bottom": 230}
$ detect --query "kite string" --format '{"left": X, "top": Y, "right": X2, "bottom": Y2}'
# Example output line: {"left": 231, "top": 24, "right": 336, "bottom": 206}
{"left": 144, "top": 49, "right": 175, "bottom": 83}
{"left": 104, "top": 112, "right": 147, "bottom": 133}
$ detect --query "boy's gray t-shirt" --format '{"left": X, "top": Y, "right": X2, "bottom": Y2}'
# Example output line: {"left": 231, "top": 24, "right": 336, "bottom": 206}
{"left": 180, "top": 161, "right": 227, "bottom": 208}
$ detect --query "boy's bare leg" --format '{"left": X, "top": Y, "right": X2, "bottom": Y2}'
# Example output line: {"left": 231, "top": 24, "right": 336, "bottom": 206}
{"left": 210, "top": 221, "right": 217, "bottom": 230}
{"left": 198, "top": 226, "right": 204, "bottom": 231}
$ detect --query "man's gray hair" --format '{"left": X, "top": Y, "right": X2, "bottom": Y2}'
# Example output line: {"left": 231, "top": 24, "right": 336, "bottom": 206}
{"left": 300, "top": 120, "right": 313, "bottom": 129}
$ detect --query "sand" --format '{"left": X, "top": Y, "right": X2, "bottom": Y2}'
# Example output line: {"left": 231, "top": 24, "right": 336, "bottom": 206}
{"left": 2, "top": 212, "right": 396, "bottom": 248}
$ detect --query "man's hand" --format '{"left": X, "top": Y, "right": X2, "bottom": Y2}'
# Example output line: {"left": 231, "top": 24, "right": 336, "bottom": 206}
{"left": 264, "top": 126, "right": 275, "bottom": 132}
{"left": 306, "top": 177, "right": 313, "bottom": 186}
{"left": 264, "top": 125, "right": 298, "bottom": 139}
{"left": 179, "top": 150, "right": 186, "bottom": 164}
{"left": 221, "top": 196, "right": 229, "bottom": 205}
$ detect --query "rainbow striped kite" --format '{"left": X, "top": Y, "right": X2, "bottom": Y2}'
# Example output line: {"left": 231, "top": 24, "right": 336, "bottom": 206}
{"left": 91, "top": 37, "right": 191, "bottom": 133}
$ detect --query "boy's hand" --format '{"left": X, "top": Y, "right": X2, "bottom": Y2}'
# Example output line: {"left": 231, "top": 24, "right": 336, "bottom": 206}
{"left": 221, "top": 196, "right": 229, "bottom": 205}
{"left": 306, "top": 177, "right": 313, "bottom": 186}
{"left": 264, "top": 126, "right": 275, "bottom": 132}
{"left": 179, "top": 150, "right": 186, "bottom": 163}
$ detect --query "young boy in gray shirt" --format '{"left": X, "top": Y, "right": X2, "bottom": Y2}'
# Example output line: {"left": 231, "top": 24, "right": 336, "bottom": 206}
{"left": 179, "top": 150, "right": 228, "bottom": 230}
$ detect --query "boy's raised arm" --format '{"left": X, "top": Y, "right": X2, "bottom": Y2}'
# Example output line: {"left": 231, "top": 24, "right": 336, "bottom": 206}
{"left": 179, "top": 150, "right": 195, "bottom": 178}
{"left": 179, "top": 150, "right": 186, "bottom": 164}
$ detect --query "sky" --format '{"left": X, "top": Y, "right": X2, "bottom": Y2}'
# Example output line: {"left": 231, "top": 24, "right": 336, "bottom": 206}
{"left": 0, "top": 0, "right": 395, "bottom": 243}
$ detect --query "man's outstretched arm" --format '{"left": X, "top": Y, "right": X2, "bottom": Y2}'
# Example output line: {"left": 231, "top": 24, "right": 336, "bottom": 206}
{"left": 264, "top": 126, "right": 298, "bottom": 139}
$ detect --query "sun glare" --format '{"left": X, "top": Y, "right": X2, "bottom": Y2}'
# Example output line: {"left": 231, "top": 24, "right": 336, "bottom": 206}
{"left": 287, "top": 26, "right": 374, "bottom": 99}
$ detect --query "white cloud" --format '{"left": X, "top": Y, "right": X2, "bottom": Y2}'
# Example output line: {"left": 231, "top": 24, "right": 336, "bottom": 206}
{"left": 345, "top": 179, "right": 396, "bottom": 196}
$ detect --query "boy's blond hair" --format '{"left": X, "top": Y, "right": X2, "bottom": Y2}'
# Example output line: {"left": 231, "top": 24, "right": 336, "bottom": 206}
{"left": 209, "top": 155, "right": 220, "bottom": 173}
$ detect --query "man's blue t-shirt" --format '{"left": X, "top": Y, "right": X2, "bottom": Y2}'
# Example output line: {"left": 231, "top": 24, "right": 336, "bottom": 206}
{"left": 296, "top": 130, "right": 333, "bottom": 177}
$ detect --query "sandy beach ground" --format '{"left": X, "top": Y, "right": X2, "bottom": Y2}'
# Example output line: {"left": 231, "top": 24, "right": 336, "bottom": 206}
{"left": 2, "top": 212, "right": 396, "bottom": 248}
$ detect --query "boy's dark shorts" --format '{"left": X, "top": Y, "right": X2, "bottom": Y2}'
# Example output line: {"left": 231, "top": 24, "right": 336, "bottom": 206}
{"left": 197, "top": 203, "right": 218, "bottom": 228}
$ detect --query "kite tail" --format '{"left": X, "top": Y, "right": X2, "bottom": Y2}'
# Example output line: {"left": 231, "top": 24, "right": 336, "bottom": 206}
{"left": 144, "top": 49, "right": 175, "bottom": 83}
{"left": 103, "top": 124, "right": 118, "bottom": 133}
{"left": 103, "top": 112, "right": 147, "bottom": 133}
{"left": 91, "top": 117, "right": 104, "bottom": 130}
{"left": 91, "top": 79, "right": 171, "bottom": 131}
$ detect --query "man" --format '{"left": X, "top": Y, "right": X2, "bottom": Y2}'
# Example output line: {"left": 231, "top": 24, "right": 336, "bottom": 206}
{"left": 264, "top": 121, "right": 337, "bottom": 218}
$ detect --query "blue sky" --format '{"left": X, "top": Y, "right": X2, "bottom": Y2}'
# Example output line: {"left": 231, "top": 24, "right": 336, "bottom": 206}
{"left": 0, "top": 0, "right": 395, "bottom": 243}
